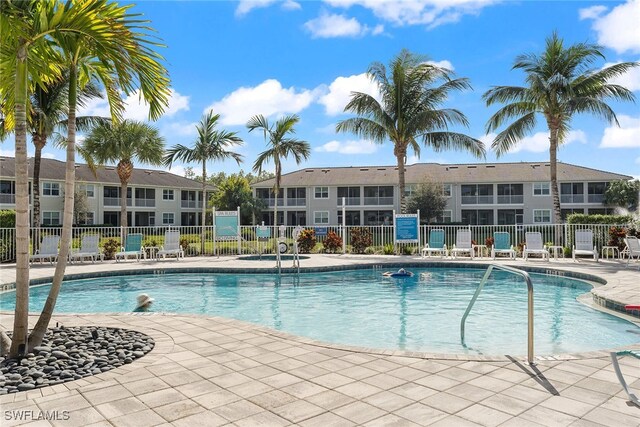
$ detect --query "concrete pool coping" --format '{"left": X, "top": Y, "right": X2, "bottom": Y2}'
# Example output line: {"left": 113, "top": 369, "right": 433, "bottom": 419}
{"left": 1, "top": 256, "right": 639, "bottom": 425}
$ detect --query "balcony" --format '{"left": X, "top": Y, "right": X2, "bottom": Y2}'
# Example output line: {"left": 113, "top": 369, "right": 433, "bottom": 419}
{"left": 588, "top": 194, "right": 605, "bottom": 203}
{"left": 286, "top": 198, "right": 306, "bottom": 207}
{"left": 259, "top": 198, "right": 284, "bottom": 207}
{"left": 135, "top": 198, "right": 156, "bottom": 207}
{"left": 497, "top": 195, "right": 523, "bottom": 204}
{"left": 181, "top": 200, "right": 202, "bottom": 209}
{"left": 561, "top": 194, "right": 584, "bottom": 203}
{"left": 104, "top": 197, "right": 132, "bottom": 207}
{"left": 363, "top": 196, "right": 393, "bottom": 205}
{"left": 337, "top": 197, "right": 360, "bottom": 206}
{"left": 0, "top": 194, "right": 15, "bottom": 204}
{"left": 461, "top": 195, "right": 494, "bottom": 205}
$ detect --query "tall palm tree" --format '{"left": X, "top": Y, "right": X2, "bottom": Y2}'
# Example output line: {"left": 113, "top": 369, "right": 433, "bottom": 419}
{"left": 83, "top": 121, "right": 166, "bottom": 229}
{"left": 24, "top": 1, "right": 169, "bottom": 352}
{"left": 164, "top": 111, "right": 244, "bottom": 254}
{"left": 336, "top": 49, "right": 485, "bottom": 214}
{"left": 247, "top": 114, "right": 310, "bottom": 226}
{"left": 483, "top": 32, "right": 638, "bottom": 224}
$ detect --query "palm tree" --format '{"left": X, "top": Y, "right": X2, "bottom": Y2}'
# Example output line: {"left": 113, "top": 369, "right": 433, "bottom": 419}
{"left": 336, "top": 49, "right": 485, "bottom": 213}
{"left": 483, "top": 32, "right": 638, "bottom": 224}
{"left": 83, "top": 121, "right": 166, "bottom": 229}
{"left": 164, "top": 111, "right": 244, "bottom": 254}
{"left": 247, "top": 114, "right": 310, "bottom": 226}
{"left": 18, "top": 1, "right": 169, "bottom": 353}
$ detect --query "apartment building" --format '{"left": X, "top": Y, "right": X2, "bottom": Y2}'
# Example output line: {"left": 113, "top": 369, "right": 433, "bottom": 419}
{"left": 250, "top": 162, "right": 632, "bottom": 226}
{"left": 0, "top": 156, "right": 211, "bottom": 226}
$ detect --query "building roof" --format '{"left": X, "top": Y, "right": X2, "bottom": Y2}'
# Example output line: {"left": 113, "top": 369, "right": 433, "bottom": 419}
{"left": 0, "top": 156, "right": 209, "bottom": 190}
{"left": 252, "top": 162, "right": 632, "bottom": 187}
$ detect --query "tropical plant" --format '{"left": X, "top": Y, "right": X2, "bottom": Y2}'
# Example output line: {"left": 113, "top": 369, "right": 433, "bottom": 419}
{"left": 247, "top": 114, "right": 310, "bottom": 225}
{"left": 101, "top": 237, "right": 120, "bottom": 260}
{"left": 406, "top": 182, "right": 447, "bottom": 224}
{"left": 296, "top": 229, "right": 317, "bottom": 254}
{"left": 336, "top": 49, "right": 484, "bottom": 213}
{"left": 0, "top": 0, "right": 170, "bottom": 356}
{"left": 322, "top": 231, "right": 343, "bottom": 253}
{"left": 484, "top": 32, "right": 638, "bottom": 224}
{"left": 210, "top": 174, "right": 264, "bottom": 225}
{"left": 83, "top": 121, "right": 166, "bottom": 229}
{"left": 164, "top": 112, "right": 243, "bottom": 252}
{"left": 350, "top": 227, "right": 373, "bottom": 254}
{"left": 604, "top": 180, "right": 640, "bottom": 212}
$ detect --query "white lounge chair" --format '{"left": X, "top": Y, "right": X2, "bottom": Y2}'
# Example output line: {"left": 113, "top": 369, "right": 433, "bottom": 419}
{"left": 523, "top": 232, "right": 549, "bottom": 261}
{"left": 451, "top": 229, "right": 474, "bottom": 259}
{"left": 623, "top": 236, "right": 640, "bottom": 266}
{"left": 158, "top": 230, "right": 184, "bottom": 260}
{"left": 69, "top": 234, "right": 102, "bottom": 263}
{"left": 491, "top": 232, "right": 516, "bottom": 260}
{"left": 421, "top": 229, "right": 448, "bottom": 258}
{"left": 30, "top": 235, "right": 60, "bottom": 264}
{"left": 115, "top": 233, "right": 145, "bottom": 262}
{"left": 573, "top": 229, "right": 598, "bottom": 262}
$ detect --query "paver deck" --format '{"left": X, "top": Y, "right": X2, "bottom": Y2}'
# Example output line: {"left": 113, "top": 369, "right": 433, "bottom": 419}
{"left": 1, "top": 255, "right": 639, "bottom": 426}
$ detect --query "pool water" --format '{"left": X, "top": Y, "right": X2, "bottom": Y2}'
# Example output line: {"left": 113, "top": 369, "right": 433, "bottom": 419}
{"left": 1, "top": 268, "right": 638, "bottom": 356}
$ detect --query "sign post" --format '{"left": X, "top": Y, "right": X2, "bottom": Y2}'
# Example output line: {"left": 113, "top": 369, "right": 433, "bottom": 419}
{"left": 395, "top": 212, "right": 419, "bottom": 253}
{"left": 214, "top": 208, "right": 241, "bottom": 255}
{"left": 342, "top": 196, "right": 346, "bottom": 254}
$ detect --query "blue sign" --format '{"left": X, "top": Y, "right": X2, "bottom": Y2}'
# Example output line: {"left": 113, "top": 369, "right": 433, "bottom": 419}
{"left": 315, "top": 227, "right": 328, "bottom": 237}
{"left": 395, "top": 215, "right": 419, "bottom": 243}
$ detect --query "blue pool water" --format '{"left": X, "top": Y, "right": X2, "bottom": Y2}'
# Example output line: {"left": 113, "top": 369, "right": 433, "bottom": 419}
{"left": 1, "top": 268, "right": 638, "bottom": 356}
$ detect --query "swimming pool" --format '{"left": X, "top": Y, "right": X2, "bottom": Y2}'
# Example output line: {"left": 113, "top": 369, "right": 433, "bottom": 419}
{"left": 2, "top": 267, "right": 638, "bottom": 356}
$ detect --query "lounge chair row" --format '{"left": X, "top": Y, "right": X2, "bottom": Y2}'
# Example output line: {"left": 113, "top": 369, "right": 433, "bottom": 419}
{"left": 29, "top": 231, "right": 185, "bottom": 264}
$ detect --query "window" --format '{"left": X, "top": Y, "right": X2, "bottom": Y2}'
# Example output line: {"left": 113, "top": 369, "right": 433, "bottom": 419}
{"left": 588, "top": 208, "right": 613, "bottom": 215}
{"left": 364, "top": 210, "right": 393, "bottom": 225}
{"left": 135, "top": 188, "right": 155, "bottom": 207}
{"left": 533, "top": 209, "right": 551, "bottom": 223}
{"left": 314, "top": 186, "right": 328, "bottom": 199}
{"left": 163, "top": 189, "right": 174, "bottom": 200}
{"left": 560, "top": 183, "right": 584, "bottom": 203}
{"left": 337, "top": 187, "right": 360, "bottom": 205}
{"left": 497, "top": 209, "right": 524, "bottom": 225}
{"left": 286, "top": 188, "right": 306, "bottom": 206}
{"left": 162, "top": 213, "right": 175, "bottom": 225}
{"left": 43, "top": 182, "right": 60, "bottom": 196}
{"left": 363, "top": 186, "right": 393, "bottom": 205}
{"left": 337, "top": 210, "right": 360, "bottom": 226}
{"left": 436, "top": 210, "right": 452, "bottom": 223}
{"left": 461, "top": 184, "right": 493, "bottom": 204}
{"left": 461, "top": 209, "right": 494, "bottom": 225}
{"left": 42, "top": 211, "right": 60, "bottom": 225}
{"left": 443, "top": 184, "right": 452, "bottom": 197}
{"left": 314, "top": 211, "right": 329, "bottom": 224}
{"left": 0, "top": 180, "right": 15, "bottom": 203}
{"left": 497, "top": 184, "right": 523, "bottom": 204}
{"left": 77, "top": 184, "right": 94, "bottom": 198}
{"left": 587, "top": 182, "right": 607, "bottom": 203}
{"left": 404, "top": 185, "right": 416, "bottom": 197}
{"left": 77, "top": 212, "right": 94, "bottom": 225}
{"left": 533, "top": 182, "right": 550, "bottom": 196}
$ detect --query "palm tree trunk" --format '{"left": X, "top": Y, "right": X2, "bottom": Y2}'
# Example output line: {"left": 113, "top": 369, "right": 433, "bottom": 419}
{"left": 274, "top": 163, "right": 280, "bottom": 226}
{"left": 10, "top": 44, "right": 30, "bottom": 357}
{"left": 29, "top": 65, "right": 78, "bottom": 349}
{"left": 117, "top": 160, "right": 132, "bottom": 229}
{"left": 201, "top": 161, "right": 206, "bottom": 255}
{"left": 549, "top": 125, "right": 562, "bottom": 245}
{"left": 395, "top": 144, "right": 407, "bottom": 214}
{"left": 32, "top": 136, "right": 45, "bottom": 229}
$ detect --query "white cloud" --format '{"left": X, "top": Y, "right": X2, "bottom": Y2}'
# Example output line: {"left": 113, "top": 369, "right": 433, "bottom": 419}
{"left": 603, "top": 61, "right": 640, "bottom": 92}
{"left": 162, "top": 163, "right": 188, "bottom": 177}
{"left": 580, "top": 0, "right": 640, "bottom": 54}
{"left": 236, "top": 0, "right": 300, "bottom": 16}
{"left": 206, "top": 79, "right": 316, "bottom": 126}
{"left": 162, "top": 121, "right": 199, "bottom": 137}
{"left": 304, "top": 12, "right": 384, "bottom": 38}
{"left": 315, "top": 139, "right": 379, "bottom": 154}
{"left": 578, "top": 5, "right": 607, "bottom": 20}
{"left": 42, "top": 152, "right": 57, "bottom": 160}
{"left": 77, "top": 89, "right": 190, "bottom": 121}
{"left": 599, "top": 114, "right": 640, "bottom": 148}
{"left": 426, "top": 60, "right": 454, "bottom": 71}
{"left": 480, "top": 130, "right": 587, "bottom": 153}
{"left": 0, "top": 149, "right": 15, "bottom": 157}
{"left": 318, "top": 73, "right": 381, "bottom": 115}
{"left": 324, "top": 0, "right": 499, "bottom": 29}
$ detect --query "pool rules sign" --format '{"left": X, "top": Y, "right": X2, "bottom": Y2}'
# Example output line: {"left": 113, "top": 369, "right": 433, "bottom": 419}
{"left": 395, "top": 212, "right": 419, "bottom": 244}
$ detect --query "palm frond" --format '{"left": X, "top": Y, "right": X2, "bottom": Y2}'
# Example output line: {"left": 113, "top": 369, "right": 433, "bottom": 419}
{"left": 490, "top": 112, "right": 537, "bottom": 157}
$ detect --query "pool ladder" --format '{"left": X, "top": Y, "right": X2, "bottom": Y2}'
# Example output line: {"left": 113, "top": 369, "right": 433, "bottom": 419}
{"left": 460, "top": 264, "right": 535, "bottom": 365}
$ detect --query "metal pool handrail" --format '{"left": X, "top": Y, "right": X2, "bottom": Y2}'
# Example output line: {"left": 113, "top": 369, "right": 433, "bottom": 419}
{"left": 460, "top": 264, "right": 535, "bottom": 364}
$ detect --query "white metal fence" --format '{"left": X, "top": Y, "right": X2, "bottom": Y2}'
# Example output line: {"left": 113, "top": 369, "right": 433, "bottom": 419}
{"left": 0, "top": 223, "right": 634, "bottom": 262}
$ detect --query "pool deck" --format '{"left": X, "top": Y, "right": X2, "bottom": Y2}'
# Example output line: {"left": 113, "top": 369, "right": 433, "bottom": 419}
{"left": 1, "top": 255, "right": 639, "bottom": 426}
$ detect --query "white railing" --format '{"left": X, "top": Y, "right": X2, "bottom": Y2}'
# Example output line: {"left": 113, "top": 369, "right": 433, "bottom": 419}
{"left": 0, "top": 223, "right": 634, "bottom": 262}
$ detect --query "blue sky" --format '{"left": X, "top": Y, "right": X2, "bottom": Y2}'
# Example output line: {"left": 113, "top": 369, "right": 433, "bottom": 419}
{"left": 4, "top": 0, "right": 639, "bottom": 179}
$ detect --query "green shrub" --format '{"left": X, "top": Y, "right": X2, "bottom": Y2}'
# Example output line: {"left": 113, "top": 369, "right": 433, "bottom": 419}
{"left": 322, "top": 231, "right": 343, "bottom": 253}
{"left": 401, "top": 245, "right": 413, "bottom": 255}
{"left": 567, "top": 214, "right": 633, "bottom": 224}
{"left": 350, "top": 227, "right": 372, "bottom": 254}
{"left": 297, "top": 229, "right": 316, "bottom": 254}
{"left": 383, "top": 243, "right": 395, "bottom": 255}
{"left": 0, "top": 210, "right": 16, "bottom": 228}
{"left": 0, "top": 210, "right": 16, "bottom": 261}
{"left": 102, "top": 238, "right": 120, "bottom": 260}
{"left": 364, "top": 247, "right": 376, "bottom": 255}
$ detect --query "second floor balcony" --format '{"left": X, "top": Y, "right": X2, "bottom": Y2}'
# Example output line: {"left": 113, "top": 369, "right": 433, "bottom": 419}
{"left": 337, "top": 197, "right": 360, "bottom": 206}
{"left": 135, "top": 198, "right": 156, "bottom": 207}
{"left": 181, "top": 200, "right": 203, "bottom": 209}
{"left": 588, "top": 194, "right": 605, "bottom": 203}
{"left": 461, "top": 195, "right": 494, "bottom": 205}
{"left": 561, "top": 194, "right": 584, "bottom": 203}
{"left": 104, "top": 197, "right": 132, "bottom": 207}
{"left": 497, "top": 195, "right": 523, "bottom": 204}
{"left": 363, "top": 196, "right": 394, "bottom": 205}
{"left": 286, "top": 197, "right": 306, "bottom": 207}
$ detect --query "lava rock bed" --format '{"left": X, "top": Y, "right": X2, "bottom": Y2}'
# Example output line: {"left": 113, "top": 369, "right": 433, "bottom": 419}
{"left": 1, "top": 326, "right": 154, "bottom": 394}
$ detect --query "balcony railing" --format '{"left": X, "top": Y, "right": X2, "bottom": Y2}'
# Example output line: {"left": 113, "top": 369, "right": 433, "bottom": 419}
{"left": 135, "top": 199, "right": 156, "bottom": 207}
{"left": 258, "top": 198, "right": 284, "bottom": 207}
{"left": 497, "top": 195, "right": 524, "bottom": 204}
{"left": 0, "top": 194, "right": 15, "bottom": 204}
{"left": 588, "top": 194, "right": 604, "bottom": 203}
{"left": 461, "top": 195, "right": 494, "bottom": 205}
{"left": 181, "top": 200, "right": 202, "bottom": 209}
{"left": 286, "top": 198, "right": 306, "bottom": 207}
{"left": 104, "top": 197, "right": 132, "bottom": 207}
{"left": 363, "top": 196, "right": 393, "bottom": 205}
{"left": 561, "top": 194, "right": 584, "bottom": 203}
{"left": 337, "top": 197, "right": 360, "bottom": 206}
